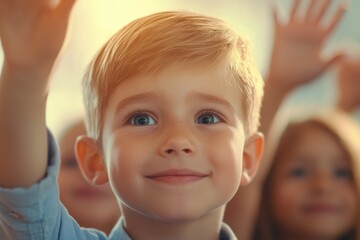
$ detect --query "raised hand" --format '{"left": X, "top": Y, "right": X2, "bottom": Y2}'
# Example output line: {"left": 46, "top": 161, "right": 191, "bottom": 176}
{"left": 267, "top": 0, "right": 347, "bottom": 92}
{"left": 226, "top": 2, "right": 347, "bottom": 239}
{"left": 337, "top": 57, "right": 360, "bottom": 112}
{"left": 0, "top": 0, "right": 76, "bottom": 74}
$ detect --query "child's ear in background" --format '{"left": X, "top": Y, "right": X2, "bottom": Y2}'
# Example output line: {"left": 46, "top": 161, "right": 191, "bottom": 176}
{"left": 75, "top": 136, "right": 109, "bottom": 185}
{"left": 240, "top": 132, "right": 264, "bottom": 185}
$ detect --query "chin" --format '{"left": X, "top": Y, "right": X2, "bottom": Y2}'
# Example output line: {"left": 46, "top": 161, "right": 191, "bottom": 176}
{"left": 144, "top": 207, "right": 206, "bottom": 224}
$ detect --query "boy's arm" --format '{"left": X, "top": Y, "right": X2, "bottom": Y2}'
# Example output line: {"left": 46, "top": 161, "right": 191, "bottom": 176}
{"left": 225, "top": 0, "right": 346, "bottom": 239}
{"left": 336, "top": 57, "right": 360, "bottom": 113}
{"left": 0, "top": 0, "right": 76, "bottom": 188}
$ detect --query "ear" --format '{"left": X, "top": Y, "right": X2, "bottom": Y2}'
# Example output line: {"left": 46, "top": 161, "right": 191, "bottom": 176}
{"left": 75, "top": 135, "right": 109, "bottom": 186}
{"left": 240, "top": 132, "right": 264, "bottom": 185}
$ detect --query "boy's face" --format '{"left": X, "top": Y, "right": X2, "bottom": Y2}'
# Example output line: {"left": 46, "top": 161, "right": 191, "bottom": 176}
{"left": 270, "top": 125, "right": 358, "bottom": 239}
{"left": 83, "top": 62, "right": 262, "bottom": 222}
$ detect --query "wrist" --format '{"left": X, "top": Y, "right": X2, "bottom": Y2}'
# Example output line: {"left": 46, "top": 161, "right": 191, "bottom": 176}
{"left": 265, "top": 74, "right": 295, "bottom": 97}
{"left": 337, "top": 97, "right": 358, "bottom": 113}
{"left": 1, "top": 60, "right": 53, "bottom": 99}
{"left": 2, "top": 58, "right": 54, "bottom": 82}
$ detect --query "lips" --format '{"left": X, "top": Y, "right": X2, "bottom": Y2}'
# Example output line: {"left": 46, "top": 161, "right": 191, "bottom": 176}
{"left": 145, "top": 169, "right": 209, "bottom": 184}
{"left": 302, "top": 202, "right": 339, "bottom": 214}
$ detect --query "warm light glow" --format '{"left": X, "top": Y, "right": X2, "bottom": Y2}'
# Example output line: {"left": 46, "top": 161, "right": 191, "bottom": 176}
{"left": 1, "top": 0, "right": 359, "bottom": 134}
{"left": 46, "top": 0, "right": 270, "bottom": 135}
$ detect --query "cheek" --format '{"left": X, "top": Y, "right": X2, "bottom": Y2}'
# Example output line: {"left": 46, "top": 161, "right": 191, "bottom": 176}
{"left": 341, "top": 184, "right": 359, "bottom": 212}
{"left": 104, "top": 136, "right": 146, "bottom": 199}
{"left": 204, "top": 131, "right": 244, "bottom": 194}
{"left": 270, "top": 180, "right": 303, "bottom": 219}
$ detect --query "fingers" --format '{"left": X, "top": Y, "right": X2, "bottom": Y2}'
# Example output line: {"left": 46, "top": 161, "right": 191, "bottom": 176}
{"left": 311, "top": 0, "right": 331, "bottom": 24}
{"left": 270, "top": 0, "right": 279, "bottom": 24}
{"left": 325, "top": 0, "right": 347, "bottom": 36}
{"left": 305, "top": 0, "right": 317, "bottom": 21}
{"left": 55, "top": 0, "right": 76, "bottom": 16}
{"left": 58, "top": 0, "right": 76, "bottom": 10}
{"left": 289, "top": 0, "right": 301, "bottom": 22}
{"left": 48, "top": 0, "right": 60, "bottom": 8}
{"left": 0, "top": 0, "right": 57, "bottom": 19}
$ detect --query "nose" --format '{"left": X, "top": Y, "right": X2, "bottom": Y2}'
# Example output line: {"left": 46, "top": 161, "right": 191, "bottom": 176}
{"left": 159, "top": 123, "right": 196, "bottom": 157}
{"left": 310, "top": 173, "right": 332, "bottom": 195}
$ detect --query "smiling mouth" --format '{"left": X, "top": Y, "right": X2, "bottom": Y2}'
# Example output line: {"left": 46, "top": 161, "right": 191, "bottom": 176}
{"left": 145, "top": 169, "right": 209, "bottom": 184}
{"left": 303, "top": 203, "right": 339, "bottom": 214}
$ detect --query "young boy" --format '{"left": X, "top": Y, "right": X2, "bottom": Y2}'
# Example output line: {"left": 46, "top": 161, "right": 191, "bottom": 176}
{"left": 0, "top": 1, "right": 264, "bottom": 239}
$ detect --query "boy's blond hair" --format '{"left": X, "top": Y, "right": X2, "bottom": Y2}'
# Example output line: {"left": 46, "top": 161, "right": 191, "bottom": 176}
{"left": 82, "top": 11, "right": 264, "bottom": 141}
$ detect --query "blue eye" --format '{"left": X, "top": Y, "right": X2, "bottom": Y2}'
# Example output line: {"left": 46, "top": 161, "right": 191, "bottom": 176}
{"left": 289, "top": 167, "right": 307, "bottom": 178}
{"left": 196, "top": 113, "right": 220, "bottom": 124}
{"left": 129, "top": 114, "right": 156, "bottom": 126}
{"left": 334, "top": 168, "right": 352, "bottom": 179}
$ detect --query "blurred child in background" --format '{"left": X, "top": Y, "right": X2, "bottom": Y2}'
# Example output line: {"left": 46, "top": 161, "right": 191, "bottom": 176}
{"left": 225, "top": 0, "right": 360, "bottom": 239}
{"left": 58, "top": 119, "right": 121, "bottom": 235}
{"left": 254, "top": 109, "right": 360, "bottom": 240}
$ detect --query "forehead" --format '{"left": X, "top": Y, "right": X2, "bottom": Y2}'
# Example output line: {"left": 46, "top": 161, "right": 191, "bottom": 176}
{"left": 106, "top": 62, "right": 243, "bottom": 108}
{"left": 277, "top": 124, "right": 351, "bottom": 168}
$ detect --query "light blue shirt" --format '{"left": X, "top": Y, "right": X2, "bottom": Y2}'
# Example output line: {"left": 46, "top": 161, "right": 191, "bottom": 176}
{"left": 0, "top": 131, "right": 236, "bottom": 240}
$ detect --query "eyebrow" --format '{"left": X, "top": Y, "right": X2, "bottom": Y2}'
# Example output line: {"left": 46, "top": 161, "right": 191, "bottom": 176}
{"left": 114, "top": 92, "right": 159, "bottom": 115}
{"left": 114, "top": 91, "right": 237, "bottom": 115}
{"left": 188, "top": 92, "right": 236, "bottom": 113}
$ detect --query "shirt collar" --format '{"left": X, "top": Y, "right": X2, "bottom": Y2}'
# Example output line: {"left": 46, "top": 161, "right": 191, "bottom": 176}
{"left": 109, "top": 217, "right": 237, "bottom": 240}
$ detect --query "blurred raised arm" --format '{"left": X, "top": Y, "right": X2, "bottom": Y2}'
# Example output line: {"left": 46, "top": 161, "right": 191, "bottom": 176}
{"left": 261, "top": 0, "right": 347, "bottom": 136}
{"left": 337, "top": 57, "right": 360, "bottom": 113}
{"left": 225, "top": 1, "right": 347, "bottom": 239}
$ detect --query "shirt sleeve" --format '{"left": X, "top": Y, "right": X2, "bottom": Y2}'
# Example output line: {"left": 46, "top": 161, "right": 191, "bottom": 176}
{"left": 0, "top": 130, "right": 107, "bottom": 240}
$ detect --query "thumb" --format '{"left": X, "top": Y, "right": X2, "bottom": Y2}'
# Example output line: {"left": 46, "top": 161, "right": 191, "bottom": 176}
{"left": 57, "top": 0, "right": 77, "bottom": 16}
{"left": 324, "top": 53, "right": 346, "bottom": 70}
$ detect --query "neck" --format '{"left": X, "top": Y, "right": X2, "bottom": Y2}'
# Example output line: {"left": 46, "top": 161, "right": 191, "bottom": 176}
{"left": 122, "top": 206, "right": 224, "bottom": 240}
{"left": 77, "top": 214, "right": 119, "bottom": 236}
{"left": 77, "top": 218, "right": 118, "bottom": 235}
